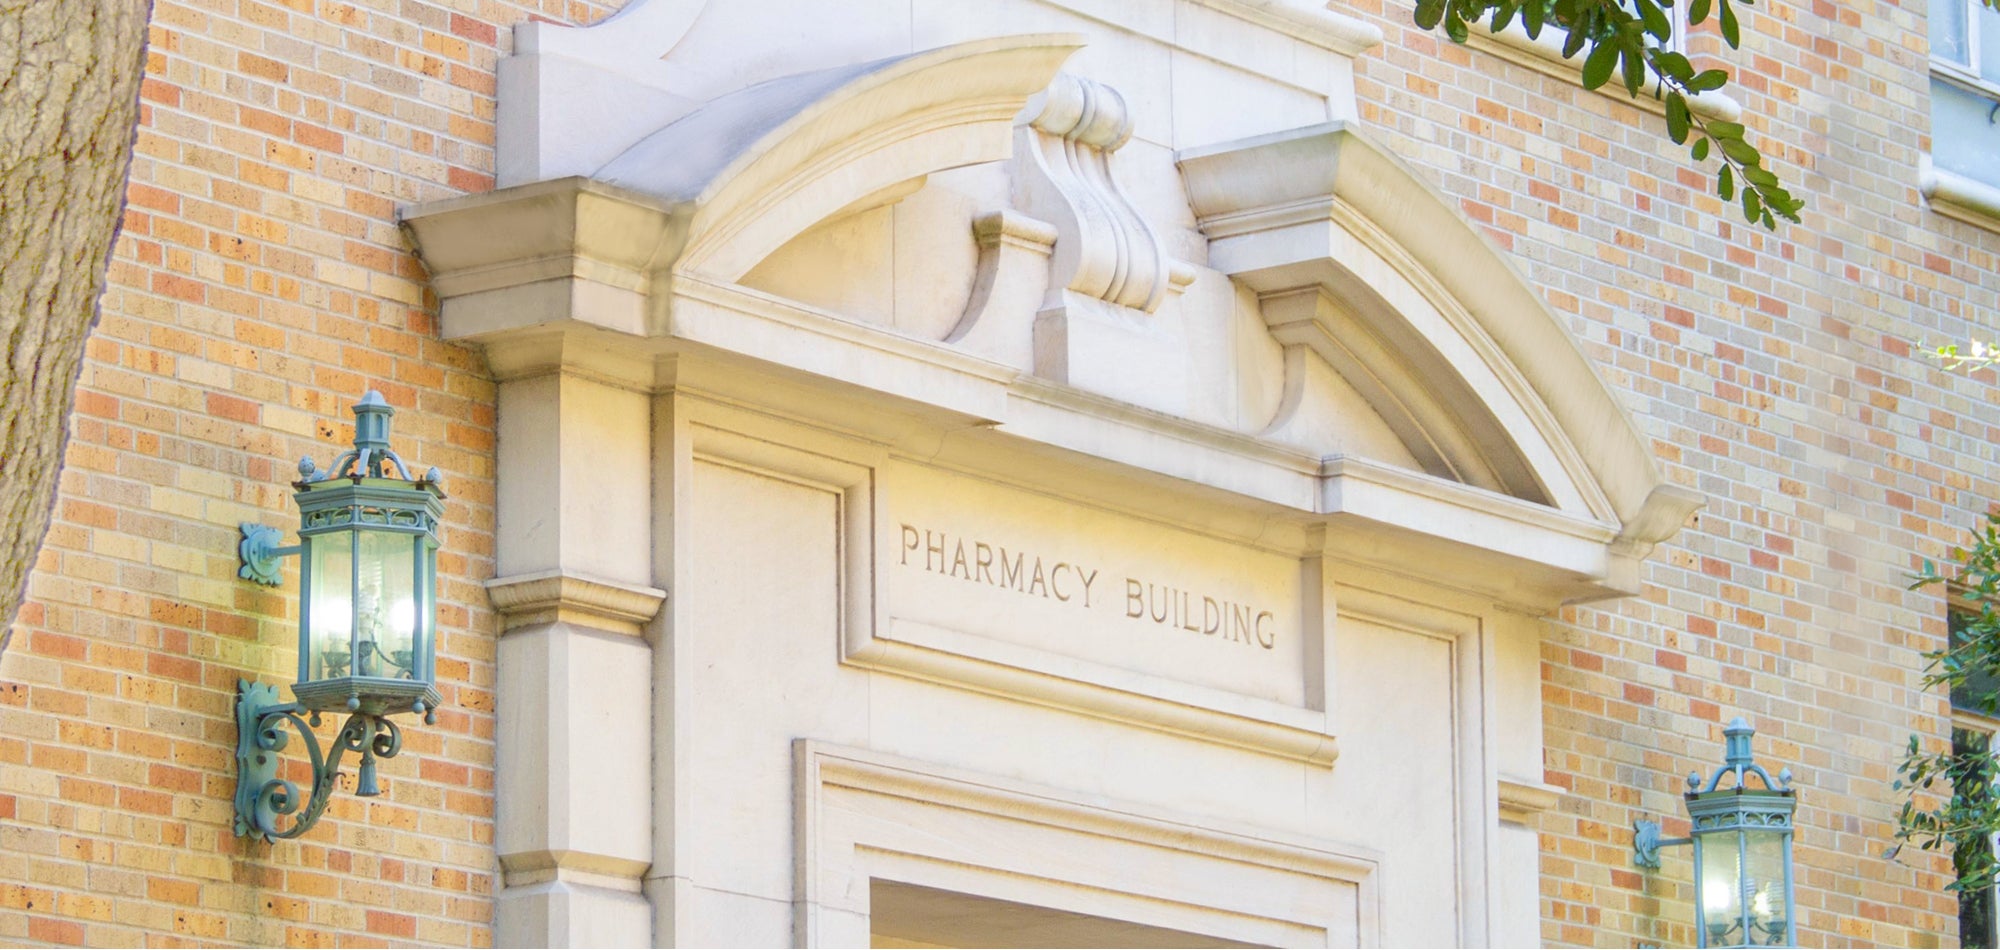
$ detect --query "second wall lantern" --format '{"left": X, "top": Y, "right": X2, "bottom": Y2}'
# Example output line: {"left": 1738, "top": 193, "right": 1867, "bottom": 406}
{"left": 1633, "top": 717, "right": 1798, "bottom": 948}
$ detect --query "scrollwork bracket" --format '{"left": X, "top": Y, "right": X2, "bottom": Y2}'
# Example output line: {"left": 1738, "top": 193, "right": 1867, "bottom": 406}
{"left": 233, "top": 680, "right": 404, "bottom": 842}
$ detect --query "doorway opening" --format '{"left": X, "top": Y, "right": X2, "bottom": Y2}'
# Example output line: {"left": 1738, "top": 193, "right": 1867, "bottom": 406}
{"left": 868, "top": 879, "right": 1262, "bottom": 949}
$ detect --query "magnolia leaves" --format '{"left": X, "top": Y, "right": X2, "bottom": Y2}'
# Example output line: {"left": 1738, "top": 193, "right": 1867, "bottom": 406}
{"left": 1413, "top": 0, "right": 1803, "bottom": 231}
{"left": 1892, "top": 518, "right": 2000, "bottom": 893}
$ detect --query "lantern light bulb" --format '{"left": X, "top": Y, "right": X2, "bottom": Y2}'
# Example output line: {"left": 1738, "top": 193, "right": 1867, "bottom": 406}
{"left": 389, "top": 598, "right": 415, "bottom": 634}
{"left": 313, "top": 594, "right": 351, "bottom": 632}
{"left": 1703, "top": 878, "right": 1733, "bottom": 919}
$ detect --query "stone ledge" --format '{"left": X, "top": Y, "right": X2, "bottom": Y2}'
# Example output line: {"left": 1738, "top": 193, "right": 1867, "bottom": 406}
{"left": 1497, "top": 776, "right": 1565, "bottom": 824}
{"left": 486, "top": 570, "right": 667, "bottom": 636}
{"left": 1466, "top": 19, "right": 1742, "bottom": 122}
{"left": 1922, "top": 157, "right": 2000, "bottom": 234}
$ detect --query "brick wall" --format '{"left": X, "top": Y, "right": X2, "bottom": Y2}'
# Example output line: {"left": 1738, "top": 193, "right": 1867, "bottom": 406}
{"left": 1345, "top": 0, "right": 2000, "bottom": 945}
{"left": 0, "top": 0, "right": 608, "bottom": 942}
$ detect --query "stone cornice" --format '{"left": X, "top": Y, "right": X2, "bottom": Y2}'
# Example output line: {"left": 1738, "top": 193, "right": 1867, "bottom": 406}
{"left": 486, "top": 570, "right": 668, "bottom": 635}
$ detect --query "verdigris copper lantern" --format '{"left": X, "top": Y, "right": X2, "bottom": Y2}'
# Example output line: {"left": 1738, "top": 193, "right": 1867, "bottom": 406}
{"left": 233, "top": 390, "right": 446, "bottom": 840}
{"left": 1634, "top": 717, "right": 1798, "bottom": 948}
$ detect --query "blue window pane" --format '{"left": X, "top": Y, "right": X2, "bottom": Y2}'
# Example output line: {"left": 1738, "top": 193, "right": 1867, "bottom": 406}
{"left": 1982, "top": 3, "right": 2000, "bottom": 81}
{"left": 1937, "top": 0, "right": 1970, "bottom": 66}
{"left": 1934, "top": 78, "right": 2000, "bottom": 189}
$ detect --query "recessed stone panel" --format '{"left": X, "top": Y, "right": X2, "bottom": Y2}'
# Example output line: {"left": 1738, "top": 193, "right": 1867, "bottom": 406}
{"left": 882, "top": 460, "right": 1310, "bottom": 709}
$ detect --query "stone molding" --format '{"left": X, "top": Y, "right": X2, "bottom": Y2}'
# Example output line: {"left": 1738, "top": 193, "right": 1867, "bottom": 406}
{"left": 797, "top": 740, "right": 1383, "bottom": 947}
{"left": 1496, "top": 776, "right": 1565, "bottom": 824}
{"left": 486, "top": 569, "right": 669, "bottom": 635}
{"left": 849, "top": 620, "right": 1341, "bottom": 766}
{"left": 1922, "top": 155, "right": 2000, "bottom": 234}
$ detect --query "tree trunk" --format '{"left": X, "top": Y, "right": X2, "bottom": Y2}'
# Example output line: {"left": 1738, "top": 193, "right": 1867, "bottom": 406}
{"left": 0, "top": 0, "right": 152, "bottom": 657}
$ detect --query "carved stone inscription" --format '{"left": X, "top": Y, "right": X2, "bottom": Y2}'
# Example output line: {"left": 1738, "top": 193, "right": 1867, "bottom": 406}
{"left": 899, "top": 525, "right": 1278, "bottom": 650}
{"left": 885, "top": 463, "right": 1306, "bottom": 707}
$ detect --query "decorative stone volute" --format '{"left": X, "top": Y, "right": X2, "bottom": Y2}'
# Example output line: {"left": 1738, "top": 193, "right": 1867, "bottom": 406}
{"left": 1013, "top": 73, "right": 1173, "bottom": 315}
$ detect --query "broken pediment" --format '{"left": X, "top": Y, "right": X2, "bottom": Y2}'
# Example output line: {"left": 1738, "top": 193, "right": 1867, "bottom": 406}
{"left": 405, "top": 11, "right": 1698, "bottom": 606}
{"left": 1176, "top": 121, "right": 1688, "bottom": 535}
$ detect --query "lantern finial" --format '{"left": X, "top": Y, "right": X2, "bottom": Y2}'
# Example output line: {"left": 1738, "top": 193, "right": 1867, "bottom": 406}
{"left": 1694, "top": 717, "right": 1791, "bottom": 794}
{"left": 316, "top": 390, "right": 414, "bottom": 482}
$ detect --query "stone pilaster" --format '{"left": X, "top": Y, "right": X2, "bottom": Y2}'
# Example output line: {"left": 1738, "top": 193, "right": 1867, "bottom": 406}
{"left": 487, "top": 372, "right": 664, "bottom": 948}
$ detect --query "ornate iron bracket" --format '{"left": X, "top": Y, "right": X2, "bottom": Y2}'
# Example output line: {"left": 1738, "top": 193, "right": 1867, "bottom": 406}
{"left": 1632, "top": 818, "right": 1692, "bottom": 869}
{"left": 233, "top": 680, "right": 404, "bottom": 841}
{"left": 237, "top": 523, "right": 300, "bottom": 587}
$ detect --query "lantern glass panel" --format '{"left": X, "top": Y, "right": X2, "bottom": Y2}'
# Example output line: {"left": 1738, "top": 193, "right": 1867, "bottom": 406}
{"left": 306, "top": 534, "right": 354, "bottom": 681}
{"left": 1744, "top": 828, "right": 1788, "bottom": 941}
{"left": 354, "top": 528, "right": 418, "bottom": 680}
{"left": 1699, "top": 833, "right": 1744, "bottom": 946}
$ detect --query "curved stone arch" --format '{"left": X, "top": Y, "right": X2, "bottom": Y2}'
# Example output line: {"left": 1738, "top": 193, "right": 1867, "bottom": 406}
{"left": 1180, "top": 122, "right": 1695, "bottom": 539}
{"left": 592, "top": 34, "right": 1084, "bottom": 284}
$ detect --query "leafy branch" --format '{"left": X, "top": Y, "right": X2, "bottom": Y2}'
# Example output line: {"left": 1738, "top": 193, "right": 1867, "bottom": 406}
{"left": 1892, "top": 514, "right": 2000, "bottom": 892}
{"left": 1412, "top": 0, "right": 1802, "bottom": 229}
{"left": 1929, "top": 340, "right": 2000, "bottom": 372}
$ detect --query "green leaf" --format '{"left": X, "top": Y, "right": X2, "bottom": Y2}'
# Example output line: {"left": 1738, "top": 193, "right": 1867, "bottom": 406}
{"left": 1523, "top": 0, "right": 1546, "bottom": 37}
{"left": 1666, "top": 93, "right": 1691, "bottom": 143}
{"left": 1652, "top": 51, "right": 1695, "bottom": 82}
{"left": 1582, "top": 36, "right": 1620, "bottom": 89}
{"left": 1743, "top": 185, "right": 1762, "bottom": 221}
{"left": 1718, "top": 164, "right": 1734, "bottom": 199}
{"left": 1415, "top": 0, "right": 1446, "bottom": 30}
{"left": 1720, "top": 136, "right": 1761, "bottom": 165}
{"left": 1691, "top": 137, "right": 1709, "bottom": 160}
{"left": 1689, "top": 68, "right": 1731, "bottom": 92}
{"left": 1689, "top": 0, "right": 1712, "bottom": 23}
{"left": 1720, "top": 0, "right": 1741, "bottom": 46}
{"left": 1562, "top": 18, "right": 1590, "bottom": 57}
{"left": 1621, "top": 43, "right": 1646, "bottom": 95}
{"left": 1636, "top": 0, "right": 1672, "bottom": 42}
{"left": 1707, "top": 119, "right": 1745, "bottom": 139}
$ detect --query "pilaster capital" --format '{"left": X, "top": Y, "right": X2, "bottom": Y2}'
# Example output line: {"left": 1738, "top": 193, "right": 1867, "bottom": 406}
{"left": 486, "top": 570, "right": 667, "bottom": 636}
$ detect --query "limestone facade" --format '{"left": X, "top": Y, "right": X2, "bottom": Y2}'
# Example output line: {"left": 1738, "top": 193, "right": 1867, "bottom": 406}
{"left": 0, "top": 0, "right": 1995, "bottom": 948}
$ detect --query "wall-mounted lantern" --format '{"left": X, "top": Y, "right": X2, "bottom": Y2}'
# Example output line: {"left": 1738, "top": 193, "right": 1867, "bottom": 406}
{"left": 1633, "top": 717, "right": 1798, "bottom": 948}
{"left": 233, "top": 391, "right": 445, "bottom": 841}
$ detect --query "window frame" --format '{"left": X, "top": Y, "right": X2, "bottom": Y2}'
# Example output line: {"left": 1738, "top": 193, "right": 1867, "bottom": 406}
{"left": 1953, "top": 597, "right": 2000, "bottom": 950}
{"left": 1952, "top": 710, "right": 2000, "bottom": 950}
{"left": 1931, "top": 0, "right": 2000, "bottom": 92}
{"left": 1922, "top": 0, "right": 2000, "bottom": 234}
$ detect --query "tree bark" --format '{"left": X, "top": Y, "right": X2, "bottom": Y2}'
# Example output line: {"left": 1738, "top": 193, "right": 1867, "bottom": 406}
{"left": 0, "top": 0, "right": 152, "bottom": 657}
